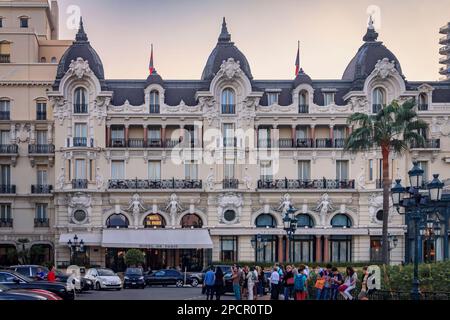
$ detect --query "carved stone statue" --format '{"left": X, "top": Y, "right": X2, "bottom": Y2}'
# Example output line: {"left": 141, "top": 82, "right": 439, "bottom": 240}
{"left": 95, "top": 167, "right": 104, "bottom": 190}
{"left": 166, "top": 193, "right": 183, "bottom": 225}
{"left": 278, "top": 194, "right": 293, "bottom": 215}
{"left": 128, "top": 194, "right": 146, "bottom": 215}
{"left": 57, "top": 167, "right": 65, "bottom": 189}
{"left": 357, "top": 166, "right": 366, "bottom": 190}
{"left": 206, "top": 169, "right": 215, "bottom": 191}
{"left": 373, "top": 58, "right": 398, "bottom": 79}
{"left": 243, "top": 173, "right": 252, "bottom": 190}
{"left": 69, "top": 57, "right": 92, "bottom": 79}
{"left": 315, "top": 193, "right": 334, "bottom": 226}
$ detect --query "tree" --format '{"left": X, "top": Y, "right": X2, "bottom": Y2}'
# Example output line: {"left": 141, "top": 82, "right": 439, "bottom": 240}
{"left": 344, "top": 99, "right": 428, "bottom": 265}
{"left": 124, "top": 249, "right": 145, "bottom": 267}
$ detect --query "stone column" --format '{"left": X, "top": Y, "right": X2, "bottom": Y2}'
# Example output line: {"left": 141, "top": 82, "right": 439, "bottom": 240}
{"left": 277, "top": 235, "right": 284, "bottom": 263}
{"left": 106, "top": 124, "right": 111, "bottom": 147}
{"left": 323, "top": 236, "right": 330, "bottom": 262}
{"left": 254, "top": 125, "right": 258, "bottom": 148}
{"left": 197, "top": 123, "right": 203, "bottom": 148}
{"left": 315, "top": 235, "right": 322, "bottom": 263}
{"left": 143, "top": 125, "right": 148, "bottom": 147}
{"left": 47, "top": 124, "right": 53, "bottom": 144}
{"left": 291, "top": 125, "right": 296, "bottom": 147}
{"left": 124, "top": 124, "right": 129, "bottom": 148}
{"left": 310, "top": 125, "right": 316, "bottom": 148}
{"left": 329, "top": 125, "right": 334, "bottom": 147}
{"left": 161, "top": 125, "right": 166, "bottom": 148}
{"left": 271, "top": 124, "right": 278, "bottom": 148}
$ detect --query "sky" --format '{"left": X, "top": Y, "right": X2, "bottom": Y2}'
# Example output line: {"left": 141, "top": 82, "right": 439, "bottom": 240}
{"left": 57, "top": 0, "right": 450, "bottom": 81}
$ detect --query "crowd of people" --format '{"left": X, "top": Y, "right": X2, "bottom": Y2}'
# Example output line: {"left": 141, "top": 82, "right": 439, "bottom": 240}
{"left": 203, "top": 263, "right": 376, "bottom": 301}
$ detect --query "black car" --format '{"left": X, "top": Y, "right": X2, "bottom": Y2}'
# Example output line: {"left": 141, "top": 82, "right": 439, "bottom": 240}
{"left": 145, "top": 269, "right": 191, "bottom": 288}
{"left": 123, "top": 268, "right": 145, "bottom": 289}
{"left": 0, "top": 270, "right": 73, "bottom": 300}
{"left": 189, "top": 265, "right": 233, "bottom": 287}
{"left": 9, "top": 265, "right": 48, "bottom": 280}
{"left": 0, "top": 284, "right": 47, "bottom": 300}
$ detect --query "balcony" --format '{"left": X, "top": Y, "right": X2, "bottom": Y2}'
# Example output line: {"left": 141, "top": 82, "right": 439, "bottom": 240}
{"left": 257, "top": 178, "right": 355, "bottom": 190}
{"left": 411, "top": 139, "right": 440, "bottom": 149}
{"left": 278, "top": 138, "right": 294, "bottom": 148}
{"left": 0, "top": 144, "right": 18, "bottom": 154}
{"left": 111, "top": 138, "right": 125, "bottom": 148}
{"left": 372, "top": 104, "right": 383, "bottom": 114}
{"left": 296, "top": 138, "right": 314, "bottom": 148}
{"left": 165, "top": 139, "right": 181, "bottom": 148}
{"left": 36, "top": 111, "right": 47, "bottom": 120}
{"left": 418, "top": 104, "right": 429, "bottom": 111}
{"left": 147, "top": 139, "right": 163, "bottom": 148}
{"left": 0, "top": 54, "right": 10, "bottom": 63}
{"left": 223, "top": 179, "right": 239, "bottom": 189}
{"left": 0, "top": 111, "right": 10, "bottom": 120}
{"left": 73, "top": 104, "right": 88, "bottom": 114}
{"left": 315, "top": 138, "right": 333, "bottom": 148}
{"left": 28, "top": 144, "right": 55, "bottom": 154}
{"left": 334, "top": 138, "right": 346, "bottom": 148}
{"left": 298, "top": 104, "right": 309, "bottom": 114}
{"left": 31, "top": 185, "right": 53, "bottom": 194}
{"left": 73, "top": 137, "right": 87, "bottom": 147}
{"left": 108, "top": 179, "right": 202, "bottom": 190}
{"left": 72, "top": 179, "right": 88, "bottom": 189}
{"left": 34, "top": 218, "right": 49, "bottom": 228}
{"left": 0, "top": 185, "right": 16, "bottom": 194}
{"left": 0, "top": 219, "right": 13, "bottom": 228}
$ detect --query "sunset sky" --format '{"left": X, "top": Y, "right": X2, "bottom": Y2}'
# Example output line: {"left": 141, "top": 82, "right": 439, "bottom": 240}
{"left": 57, "top": 0, "right": 450, "bottom": 81}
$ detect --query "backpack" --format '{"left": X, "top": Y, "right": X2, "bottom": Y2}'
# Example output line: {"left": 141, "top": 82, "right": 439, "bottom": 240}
{"left": 251, "top": 271, "right": 257, "bottom": 281}
{"left": 294, "top": 274, "right": 306, "bottom": 292}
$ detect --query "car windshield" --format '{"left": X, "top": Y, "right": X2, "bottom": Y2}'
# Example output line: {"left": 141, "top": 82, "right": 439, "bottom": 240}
{"left": 13, "top": 272, "right": 33, "bottom": 283}
{"left": 97, "top": 269, "right": 115, "bottom": 276}
{"left": 125, "top": 268, "right": 142, "bottom": 275}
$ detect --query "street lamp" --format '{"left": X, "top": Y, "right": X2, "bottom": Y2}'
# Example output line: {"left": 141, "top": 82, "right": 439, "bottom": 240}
{"left": 251, "top": 234, "right": 268, "bottom": 262}
{"left": 283, "top": 205, "right": 298, "bottom": 263}
{"left": 391, "top": 162, "right": 444, "bottom": 300}
{"left": 67, "top": 234, "right": 85, "bottom": 265}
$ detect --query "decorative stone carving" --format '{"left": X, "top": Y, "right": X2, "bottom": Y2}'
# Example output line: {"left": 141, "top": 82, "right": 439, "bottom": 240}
{"left": 127, "top": 193, "right": 146, "bottom": 226}
{"left": 238, "top": 97, "right": 258, "bottom": 126}
{"left": 15, "top": 123, "right": 31, "bottom": 143}
{"left": 315, "top": 193, "right": 334, "bottom": 226}
{"left": 163, "top": 100, "right": 201, "bottom": 113}
{"left": 68, "top": 57, "right": 93, "bottom": 79}
{"left": 430, "top": 116, "right": 450, "bottom": 137}
{"left": 206, "top": 169, "right": 215, "bottom": 191}
{"left": 368, "top": 193, "right": 395, "bottom": 224}
{"left": 217, "top": 58, "right": 243, "bottom": 80}
{"left": 243, "top": 168, "right": 253, "bottom": 190}
{"left": 277, "top": 193, "right": 293, "bottom": 216}
{"left": 50, "top": 96, "right": 70, "bottom": 125}
{"left": 95, "top": 167, "right": 104, "bottom": 190}
{"left": 200, "top": 97, "right": 219, "bottom": 126}
{"left": 166, "top": 194, "right": 183, "bottom": 226}
{"left": 57, "top": 167, "right": 65, "bottom": 190}
{"left": 373, "top": 58, "right": 398, "bottom": 79}
{"left": 349, "top": 96, "right": 369, "bottom": 113}
{"left": 94, "top": 96, "right": 110, "bottom": 125}
{"left": 67, "top": 193, "right": 92, "bottom": 225}
{"left": 217, "top": 193, "right": 243, "bottom": 224}
{"left": 357, "top": 166, "right": 366, "bottom": 190}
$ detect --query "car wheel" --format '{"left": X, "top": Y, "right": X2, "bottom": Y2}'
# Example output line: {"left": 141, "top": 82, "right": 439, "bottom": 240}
{"left": 191, "top": 278, "right": 199, "bottom": 287}
{"left": 95, "top": 282, "right": 101, "bottom": 291}
{"left": 176, "top": 280, "right": 184, "bottom": 288}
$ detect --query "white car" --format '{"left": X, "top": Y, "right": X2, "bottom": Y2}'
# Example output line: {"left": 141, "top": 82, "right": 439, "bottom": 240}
{"left": 84, "top": 268, "right": 122, "bottom": 290}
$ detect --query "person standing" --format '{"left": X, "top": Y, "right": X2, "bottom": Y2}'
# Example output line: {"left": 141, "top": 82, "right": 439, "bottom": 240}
{"left": 257, "top": 267, "right": 265, "bottom": 297}
{"left": 242, "top": 266, "right": 249, "bottom": 299}
{"left": 47, "top": 265, "right": 56, "bottom": 282}
{"left": 247, "top": 267, "right": 257, "bottom": 300}
{"left": 214, "top": 266, "right": 224, "bottom": 301}
{"left": 294, "top": 265, "right": 308, "bottom": 300}
{"left": 204, "top": 267, "right": 216, "bottom": 300}
{"left": 269, "top": 266, "right": 280, "bottom": 300}
{"left": 231, "top": 267, "right": 241, "bottom": 300}
{"left": 320, "top": 264, "right": 333, "bottom": 300}
{"left": 330, "top": 267, "right": 343, "bottom": 300}
{"left": 283, "top": 265, "right": 294, "bottom": 300}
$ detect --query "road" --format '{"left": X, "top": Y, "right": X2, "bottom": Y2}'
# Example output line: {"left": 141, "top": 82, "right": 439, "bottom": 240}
{"left": 76, "top": 286, "right": 237, "bottom": 300}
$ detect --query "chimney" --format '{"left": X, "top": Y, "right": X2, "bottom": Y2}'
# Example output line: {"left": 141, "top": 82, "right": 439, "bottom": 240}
{"left": 50, "top": 1, "right": 59, "bottom": 40}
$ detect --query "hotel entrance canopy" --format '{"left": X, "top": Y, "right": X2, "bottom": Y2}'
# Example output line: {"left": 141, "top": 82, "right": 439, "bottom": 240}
{"left": 101, "top": 229, "right": 213, "bottom": 249}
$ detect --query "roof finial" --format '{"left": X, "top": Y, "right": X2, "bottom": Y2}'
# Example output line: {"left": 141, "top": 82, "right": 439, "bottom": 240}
{"left": 363, "top": 15, "right": 378, "bottom": 42}
{"left": 368, "top": 15, "right": 374, "bottom": 30}
{"left": 218, "top": 17, "right": 231, "bottom": 43}
{"left": 75, "top": 16, "right": 88, "bottom": 42}
{"left": 149, "top": 43, "right": 156, "bottom": 75}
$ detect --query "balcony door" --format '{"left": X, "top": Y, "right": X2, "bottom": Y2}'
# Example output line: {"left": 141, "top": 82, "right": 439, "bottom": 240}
{"left": 336, "top": 160, "right": 349, "bottom": 181}
{"left": 0, "top": 131, "right": 10, "bottom": 145}
{"left": 74, "top": 159, "right": 86, "bottom": 180}
{"left": 0, "top": 165, "right": 10, "bottom": 186}
{"left": 37, "top": 168, "right": 48, "bottom": 186}
{"left": 36, "top": 131, "right": 47, "bottom": 145}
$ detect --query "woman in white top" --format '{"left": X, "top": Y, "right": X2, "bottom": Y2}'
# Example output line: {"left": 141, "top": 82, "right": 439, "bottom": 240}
{"left": 340, "top": 266, "right": 358, "bottom": 300}
{"left": 246, "top": 267, "right": 257, "bottom": 300}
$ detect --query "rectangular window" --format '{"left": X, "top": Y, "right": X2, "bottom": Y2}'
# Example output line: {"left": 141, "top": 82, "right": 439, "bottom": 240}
{"left": 0, "top": 131, "right": 10, "bottom": 145}
{"left": 220, "top": 236, "right": 238, "bottom": 262}
{"left": 0, "top": 100, "right": 10, "bottom": 119}
{"left": 111, "top": 127, "right": 125, "bottom": 147}
{"left": 329, "top": 236, "right": 352, "bottom": 263}
{"left": 324, "top": 93, "right": 335, "bottom": 106}
{"left": 74, "top": 159, "right": 86, "bottom": 179}
{"left": 296, "top": 127, "right": 308, "bottom": 140}
{"left": 37, "top": 168, "right": 47, "bottom": 185}
{"left": 148, "top": 127, "right": 161, "bottom": 146}
{"left": 148, "top": 161, "right": 161, "bottom": 180}
{"left": 260, "top": 161, "right": 273, "bottom": 181}
{"left": 0, "top": 42, "right": 11, "bottom": 63}
{"left": 369, "top": 159, "right": 374, "bottom": 181}
{"left": 0, "top": 204, "right": 11, "bottom": 220}
{"left": 184, "top": 161, "right": 198, "bottom": 180}
{"left": 35, "top": 204, "right": 47, "bottom": 220}
{"left": 370, "top": 236, "right": 383, "bottom": 262}
{"left": 74, "top": 123, "right": 87, "bottom": 138}
{"left": 267, "top": 93, "right": 279, "bottom": 105}
{"left": 298, "top": 160, "right": 311, "bottom": 180}
{"left": 20, "top": 17, "right": 28, "bottom": 28}
{"left": 224, "top": 162, "right": 235, "bottom": 179}
{"left": 258, "top": 128, "right": 271, "bottom": 148}
{"left": 336, "top": 160, "right": 349, "bottom": 180}
{"left": 0, "top": 165, "right": 10, "bottom": 185}
{"left": 36, "top": 102, "right": 46, "bottom": 120}
{"left": 36, "top": 131, "right": 47, "bottom": 145}
{"left": 111, "top": 161, "right": 125, "bottom": 180}
{"left": 418, "top": 161, "right": 428, "bottom": 183}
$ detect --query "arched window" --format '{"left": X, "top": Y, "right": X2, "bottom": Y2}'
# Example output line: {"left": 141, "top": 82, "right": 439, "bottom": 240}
{"left": 255, "top": 214, "right": 277, "bottom": 228}
{"left": 40, "top": 57, "right": 46, "bottom": 63}
{"left": 149, "top": 90, "right": 160, "bottom": 113}
{"left": 372, "top": 87, "right": 386, "bottom": 113}
{"left": 106, "top": 214, "right": 129, "bottom": 229}
{"left": 74, "top": 87, "right": 88, "bottom": 113}
{"left": 296, "top": 214, "right": 314, "bottom": 228}
{"left": 144, "top": 213, "right": 166, "bottom": 228}
{"left": 51, "top": 57, "right": 57, "bottom": 63}
{"left": 418, "top": 93, "right": 428, "bottom": 111}
{"left": 181, "top": 214, "right": 203, "bottom": 228}
{"left": 221, "top": 88, "right": 235, "bottom": 114}
{"left": 331, "top": 214, "right": 352, "bottom": 228}
{"left": 299, "top": 91, "right": 309, "bottom": 113}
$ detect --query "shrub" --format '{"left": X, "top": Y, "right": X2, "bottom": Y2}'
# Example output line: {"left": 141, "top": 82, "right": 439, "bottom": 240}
{"left": 124, "top": 249, "right": 145, "bottom": 267}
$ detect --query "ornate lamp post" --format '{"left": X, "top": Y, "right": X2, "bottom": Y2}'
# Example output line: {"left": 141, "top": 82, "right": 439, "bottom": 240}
{"left": 251, "top": 234, "right": 268, "bottom": 262}
{"left": 67, "top": 234, "right": 85, "bottom": 265}
{"left": 391, "top": 162, "right": 444, "bottom": 300}
{"left": 283, "top": 205, "right": 298, "bottom": 263}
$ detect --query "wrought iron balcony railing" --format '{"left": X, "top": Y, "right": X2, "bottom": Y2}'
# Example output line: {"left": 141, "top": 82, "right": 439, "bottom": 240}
{"left": 0, "top": 219, "right": 13, "bottom": 228}
{"left": 146, "top": 139, "right": 162, "bottom": 148}
{"left": 278, "top": 138, "right": 294, "bottom": 148}
{"left": 73, "top": 137, "right": 87, "bottom": 147}
{"left": 34, "top": 218, "right": 49, "bottom": 228}
{"left": 28, "top": 144, "right": 55, "bottom": 154}
{"left": 334, "top": 138, "right": 346, "bottom": 148}
{"left": 149, "top": 104, "right": 160, "bottom": 114}
{"left": 315, "top": 138, "right": 333, "bottom": 148}
{"left": 0, "top": 185, "right": 16, "bottom": 194}
{"left": 411, "top": 139, "right": 440, "bottom": 149}
{"left": 72, "top": 179, "right": 88, "bottom": 189}
{"left": 257, "top": 178, "right": 355, "bottom": 190}
{"left": 73, "top": 103, "right": 88, "bottom": 114}
{"left": 31, "top": 185, "right": 53, "bottom": 194}
{"left": 0, "top": 144, "right": 18, "bottom": 154}
{"left": 221, "top": 104, "right": 236, "bottom": 114}
{"left": 296, "top": 138, "right": 314, "bottom": 148}
{"left": 418, "top": 104, "right": 429, "bottom": 111}
{"left": 223, "top": 179, "right": 239, "bottom": 189}
{"left": 108, "top": 179, "right": 202, "bottom": 190}
{"left": 298, "top": 104, "right": 309, "bottom": 114}
{"left": 372, "top": 104, "right": 383, "bottom": 114}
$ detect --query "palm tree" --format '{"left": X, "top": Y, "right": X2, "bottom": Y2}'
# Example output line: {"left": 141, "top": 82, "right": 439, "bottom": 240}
{"left": 344, "top": 99, "right": 428, "bottom": 265}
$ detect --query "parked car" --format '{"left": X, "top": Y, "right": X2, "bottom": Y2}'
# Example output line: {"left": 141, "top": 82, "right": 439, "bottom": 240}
{"left": 0, "top": 270, "right": 73, "bottom": 300}
{"left": 123, "top": 268, "right": 145, "bottom": 289}
{"left": 9, "top": 265, "right": 49, "bottom": 280}
{"left": 222, "top": 271, "right": 271, "bottom": 295}
{"left": 0, "top": 284, "right": 46, "bottom": 300}
{"left": 145, "top": 269, "right": 191, "bottom": 288}
{"left": 84, "top": 268, "right": 122, "bottom": 290}
{"left": 189, "top": 265, "right": 233, "bottom": 287}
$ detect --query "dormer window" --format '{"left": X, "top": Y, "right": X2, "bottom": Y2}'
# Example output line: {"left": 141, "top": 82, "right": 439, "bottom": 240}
{"left": 149, "top": 90, "right": 160, "bottom": 113}
{"left": 418, "top": 93, "right": 428, "bottom": 111}
{"left": 74, "top": 87, "right": 88, "bottom": 114}
{"left": 372, "top": 87, "right": 386, "bottom": 113}
{"left": 221, "top": 88, "right": 235, "bottom": 114}
{"left": 19, "top": 17, "right": 29, "bottom": 28}
{"left": 299, "top": 91, "right": 309, "bottom": 113}
{"left": 323, "top": 92, "right": 335, "bottom": 106}
{"left": 267, "top": 93, "right": 279, "bottom": 106}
